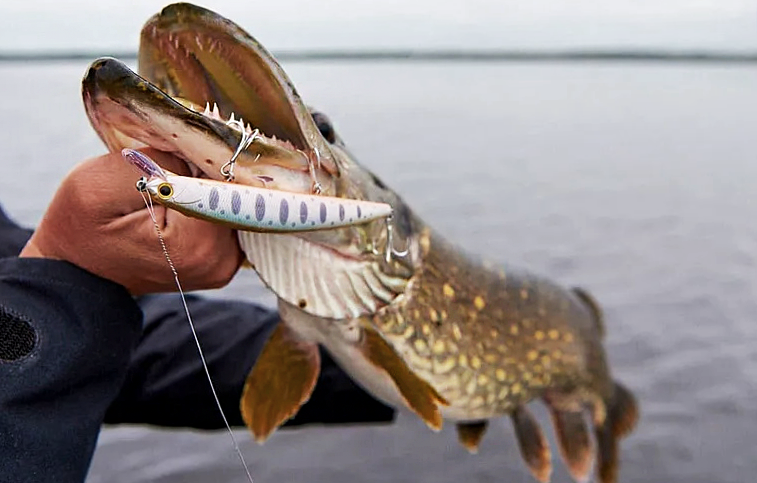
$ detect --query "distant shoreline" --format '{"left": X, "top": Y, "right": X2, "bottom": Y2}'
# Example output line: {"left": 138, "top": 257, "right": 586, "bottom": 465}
{"left": 1, "top": 50, "right": 756, "bottom": 64}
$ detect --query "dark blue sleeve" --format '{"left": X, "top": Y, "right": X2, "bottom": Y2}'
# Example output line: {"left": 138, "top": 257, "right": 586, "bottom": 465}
{"left": 0, "top": 204, "right": 32, "bottom": 258}
{"left": 0, "top": 258, "right": 143, "bottom": 483}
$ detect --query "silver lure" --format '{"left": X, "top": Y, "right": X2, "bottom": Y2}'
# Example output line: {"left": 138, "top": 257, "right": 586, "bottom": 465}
{"left": 122, "top": 149, "right": 394, "bottom": 232}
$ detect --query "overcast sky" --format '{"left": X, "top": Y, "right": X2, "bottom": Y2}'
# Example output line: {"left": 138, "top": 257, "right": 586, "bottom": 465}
{"left": 1, "top": 0, "right": 755, "bottom": 52}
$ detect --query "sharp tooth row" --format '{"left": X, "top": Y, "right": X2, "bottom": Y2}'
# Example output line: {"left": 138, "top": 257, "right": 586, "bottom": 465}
{"left": 200, "top": 102, "right": 255, "bottom": 136}
{"left": 202, "top": 102, "right": 223, "bottom": 121}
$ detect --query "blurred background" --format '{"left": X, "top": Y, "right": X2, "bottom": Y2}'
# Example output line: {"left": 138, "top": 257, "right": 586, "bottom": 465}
{"left": 1, "top": 1, "right": 756, "bottom": 482}
{"left": 0, "top": 0, "right": 756, "bottom": 54}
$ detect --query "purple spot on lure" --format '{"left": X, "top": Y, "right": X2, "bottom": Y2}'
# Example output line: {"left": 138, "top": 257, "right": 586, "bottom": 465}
{"left": 255, "top": 194, "right": 265, "bottom": 221}
{"left": 279, "top": 199, "right": 289, "bottom": 224}
{"left": 231, "top": 191, "right": 242, "bottom": 215}
{"left": 209, "top": 187, "right": 220, "bottom": 210}
{"left": 300, "top": 202, "right": 308, "bottom": 223}
{"left": 121, "top": 149, "right": 166, "bottom": 179}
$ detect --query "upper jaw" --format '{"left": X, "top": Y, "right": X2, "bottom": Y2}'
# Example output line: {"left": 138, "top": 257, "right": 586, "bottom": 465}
{"left": 139, "top": 3, "right": 318, "bottom": 153}
{"left": 82, "top": 58, "right": 330, "bottom": 193}
{"left": 82, "top": 1, "right": 340, "bottom": 194}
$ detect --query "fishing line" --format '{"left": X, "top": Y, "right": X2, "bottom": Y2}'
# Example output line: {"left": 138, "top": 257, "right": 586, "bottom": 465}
{"left": 139, "top": 190, "right": 255, "bottom": 483}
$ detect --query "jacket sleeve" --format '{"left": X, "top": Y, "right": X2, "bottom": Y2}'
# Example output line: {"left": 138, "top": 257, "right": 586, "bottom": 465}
{"left": 0, "top": 258, "right": 143, "bottom": 483}
{"left": 105, "top": 293, "right": 395, "bottom": 429}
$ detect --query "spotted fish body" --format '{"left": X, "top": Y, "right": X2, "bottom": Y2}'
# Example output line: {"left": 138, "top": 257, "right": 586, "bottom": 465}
{"left": 123, "top": 149, "right": 393, "bottom": 232}
{"left": 374, "top": 234, "right": 610, "bottom": 421}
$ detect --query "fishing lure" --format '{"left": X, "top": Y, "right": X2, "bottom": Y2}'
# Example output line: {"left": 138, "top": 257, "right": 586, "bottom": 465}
{"left": 122, "top": 149, "right": 393, "bottom": 232}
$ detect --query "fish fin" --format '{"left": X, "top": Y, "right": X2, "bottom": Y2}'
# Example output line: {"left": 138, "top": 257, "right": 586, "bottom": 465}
{"left": 361, "top": 326, "right": 448, "bottom": 431}
{"left": 609, "top": 383, "right": 639, "bottom": 438}
{"left": 595, "top": 383, "right": 639, "bottom": 483}
{"left": 240, "top": 321, "right": 320, "bottom": 443}
{"left": 511, "top": 406, "right": 552, "bottom": 483}
{"left": 456, "top": 421, "right": 489, "bottom": 454}
{"left": 572, "top": 287, "right": 605, "bottom": 338}
{"left": 549, "top": 409, "right": 594, "bottom": 482}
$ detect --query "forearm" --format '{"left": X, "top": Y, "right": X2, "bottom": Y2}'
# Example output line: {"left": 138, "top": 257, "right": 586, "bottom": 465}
{"left": 0, "top": 258, "right": 142, "bottom": 483}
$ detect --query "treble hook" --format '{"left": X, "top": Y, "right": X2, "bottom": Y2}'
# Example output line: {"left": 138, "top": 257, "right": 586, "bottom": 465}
{"left": 384, "top": 215, "right": 409, "bottom": 263}
{"left": 370, "top": 215, "right": 408, "bottom": 263}
{"left": 221, "top": 121, "right": 260, "bottom": 181}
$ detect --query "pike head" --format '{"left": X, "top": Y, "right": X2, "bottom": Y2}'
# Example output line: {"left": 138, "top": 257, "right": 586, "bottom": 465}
{"left": 82, "top": 3, "right": 419, "bottom": 319}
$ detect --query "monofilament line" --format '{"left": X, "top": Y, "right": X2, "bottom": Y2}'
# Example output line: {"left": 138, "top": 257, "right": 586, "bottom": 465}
{"left": 140, "top": 192, "right": 255, "bottom": 483}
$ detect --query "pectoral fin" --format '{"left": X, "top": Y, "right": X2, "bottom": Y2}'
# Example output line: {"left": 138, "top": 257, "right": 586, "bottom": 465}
{"left": 240, "top": 321, "right": 320, "bottom": 443}
{"left": 361, "top": 327, "right": 448, "bottom": 431}
{"left": 456, "top": 421, "right": 489, "bottom": 453}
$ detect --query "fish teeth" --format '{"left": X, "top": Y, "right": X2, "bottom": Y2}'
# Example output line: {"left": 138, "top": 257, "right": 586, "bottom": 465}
{"left": 229, "top": 112, "right": 236, "bottom": 122}
{"left": 204, "top": 102, "right": 211, "bottom": 116}
{"left": 212, "top": 102, "right": 220, "bottom": 119}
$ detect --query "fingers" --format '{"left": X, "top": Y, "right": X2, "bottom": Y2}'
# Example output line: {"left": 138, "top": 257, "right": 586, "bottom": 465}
{"left": 162, "top": 214, "right": 243, "bottom": 289}
{"left": 64, "top": 148, "right": 189, "bottom": 218}
{"left": 23, "top": 149, "right": 243, "bottom": 295}
{"left": 110, "top": 206, "right": 243, "bottom": 292}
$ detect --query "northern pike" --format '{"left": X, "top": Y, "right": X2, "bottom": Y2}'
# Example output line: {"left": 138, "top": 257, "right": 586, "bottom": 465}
{"left": 81, "top": 4, "right": 638, "bottom": 482}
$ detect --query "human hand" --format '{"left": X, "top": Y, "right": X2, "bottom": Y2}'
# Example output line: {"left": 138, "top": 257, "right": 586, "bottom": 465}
{"left": 20, "top": 149, "right": 243, "bottom": 295}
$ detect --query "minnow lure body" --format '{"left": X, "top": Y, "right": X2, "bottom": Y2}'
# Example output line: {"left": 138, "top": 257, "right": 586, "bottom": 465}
{"left": 123, "top": 149, "right": 393, "bottom": 232}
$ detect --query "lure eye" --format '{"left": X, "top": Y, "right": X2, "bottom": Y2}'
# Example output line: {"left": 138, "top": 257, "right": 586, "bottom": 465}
{"left": 157, "top": 183, "right": 173, "bottom": 199}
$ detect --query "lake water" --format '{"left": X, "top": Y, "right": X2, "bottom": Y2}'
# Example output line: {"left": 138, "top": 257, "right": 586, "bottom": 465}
{"left": 0, "top": 59, "right": 755, "bottom": 483}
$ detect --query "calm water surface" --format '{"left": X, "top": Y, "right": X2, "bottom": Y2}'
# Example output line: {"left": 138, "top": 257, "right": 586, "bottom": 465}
{"left": 0, "top": 60, "right": 755, "bottom": 483}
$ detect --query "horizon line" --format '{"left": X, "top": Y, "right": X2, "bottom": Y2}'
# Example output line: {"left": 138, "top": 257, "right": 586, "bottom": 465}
{"left": 1, "top": 49, "right": 756, "bottom": 63}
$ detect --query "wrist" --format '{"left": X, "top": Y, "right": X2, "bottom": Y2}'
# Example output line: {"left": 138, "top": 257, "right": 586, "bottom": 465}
{"left": 19, "top": 236, "right": 64, "bottom": 261}
{"left": 18, "top": 240, "right": 47, "bottom": 259}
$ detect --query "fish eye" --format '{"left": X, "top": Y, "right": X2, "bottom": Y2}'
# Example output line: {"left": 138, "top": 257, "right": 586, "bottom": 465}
{"left": 157, "top": 183, "right": 173, "bottom": 198}
{"left": 311, "top": 111, "right": 336, "bottom": 144}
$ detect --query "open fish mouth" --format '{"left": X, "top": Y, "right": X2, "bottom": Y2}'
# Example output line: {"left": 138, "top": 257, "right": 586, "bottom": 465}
{"left": 81, "top": 2, "right": 416, "bottom": 319}
{"left": 82, "top": 2, "right": 340, "bottom": 197}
